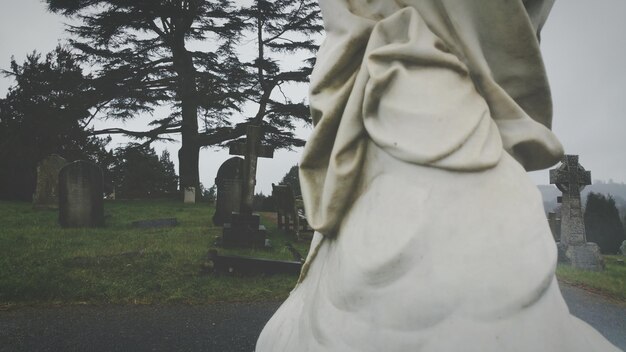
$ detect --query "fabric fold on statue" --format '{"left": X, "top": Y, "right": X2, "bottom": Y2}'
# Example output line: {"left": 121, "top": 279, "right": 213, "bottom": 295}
{"left": 362, "top": 8, "right": 502, "bottom": 170}
{"left": 299, "top": 0, "right": 564, "bottom": 236}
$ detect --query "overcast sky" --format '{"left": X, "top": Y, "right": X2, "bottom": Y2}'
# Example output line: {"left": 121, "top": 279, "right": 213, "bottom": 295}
{"left": 1, "top": 0, "right": 625, "bottom": 194}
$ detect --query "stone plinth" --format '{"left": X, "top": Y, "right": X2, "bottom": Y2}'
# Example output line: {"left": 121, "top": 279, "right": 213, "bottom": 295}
{"left": 559, "top": 243, "right": 605, "bottom": 271}
{"left": 222, "top": 213, "right": 266, "bottom": 247}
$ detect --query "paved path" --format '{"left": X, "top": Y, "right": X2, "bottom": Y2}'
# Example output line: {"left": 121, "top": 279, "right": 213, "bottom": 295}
{"left": 560, "top": 283, "right": 626, "bottom": 349}
{"left": 0, "top": 283, "right": 623, "bottom": 352}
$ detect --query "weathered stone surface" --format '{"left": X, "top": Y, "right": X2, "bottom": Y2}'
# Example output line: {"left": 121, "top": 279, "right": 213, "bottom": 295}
{"left": 222, "top": 213, "right": 266, "bottom": 247}
{"left": 221, "top": 125, "right": 274, "bottom": 246}
{"left": 620, "top": 240, "right": 626, "bottom": 256}
{"left": 213, "top": 157, "right": 244, "bottom": 226}
{"left": 58, "top": 161, "right": 104, "bottom": 228}
{"left": 550, "top": 155, "right": 604, "bottom": 271}
{"left": 183, "top": 187, "right": 196, "bottom": 204}
{"left": 565, "top": 244, "right": 605, "bottom": 271}
{"left": 33, "top": 154, "right": 67, "bottom": 209}
{"left": 227, "top": 125, "right": 274, "bottom": 215}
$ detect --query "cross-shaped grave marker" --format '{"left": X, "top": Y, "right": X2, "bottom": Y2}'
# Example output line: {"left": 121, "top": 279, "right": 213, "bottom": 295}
{"left": 550, "top": 155, "right": 590, "bottom": 246}
{"left": 549, "top": 155, "right": 603, "bottom": 271}
{"left": 229, "top": 125, "right": 274, "bottom": 215}
{"left": 222, "top": 125, "right": 274, "bottom": 247}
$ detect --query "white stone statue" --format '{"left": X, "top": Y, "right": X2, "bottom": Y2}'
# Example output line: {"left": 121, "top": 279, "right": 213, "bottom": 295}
{"left": 257, "top": 0, "right": 621, "bottom": 351}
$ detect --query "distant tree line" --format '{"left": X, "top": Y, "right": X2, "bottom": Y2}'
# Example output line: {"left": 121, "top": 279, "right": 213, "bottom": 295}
{"left": 44, "top": 0, "right": 322, "bottom": 198}
{"left": 584, "top": 192, "right": 626, "bottom": 254}
{"left": 108, "top": 145, "right": 179, "bottom": 199}
{"left": 0, "top": 0, "right": 322, "bottom": 201}
{"left": 251, "top": 164, "right": 300, "bottom": 212}
{"left": 0, "top": 47, "right": 111, "bottom": 200}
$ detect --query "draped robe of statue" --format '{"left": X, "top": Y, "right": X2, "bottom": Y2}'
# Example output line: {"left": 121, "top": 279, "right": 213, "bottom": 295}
{"left": 257, "top": 1, "right": 621, "bottom": 351}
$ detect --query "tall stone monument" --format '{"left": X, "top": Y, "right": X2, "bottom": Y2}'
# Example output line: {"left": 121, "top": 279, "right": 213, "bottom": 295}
{"left": 550, "top": 155, "right": 604, "bottom": 271}
{"left": 222, "top": 125, "right": 273, "bottom": 247}
{"left": 58, "top": 161, "right": 105, "bottom": 228}
{"left": 33, "top": 154, "right": 67, "bottom": 209}
{"left": 213, "top": 157, "right": 245, "bottom": 226}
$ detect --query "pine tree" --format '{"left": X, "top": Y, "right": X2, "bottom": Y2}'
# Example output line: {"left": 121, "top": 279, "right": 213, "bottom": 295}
{"left": 110, "top": 144, "right": 179, "bottom": 198}
{"left": 236, "top": 0, "right": 323, "bottom": 148}
{"left": 0, "top": 46, "right": 110, "bottom": 200}
{"left": 159, "top": 150, "right": 179, "bottom": 194}
{"left": 46, "top": 0, "right": 248, "bottom": 197}
{"left": 584, "top": 192, "right": 626, "bottom": 254}
{"left": 46, "top": 0, "right": 323, "bottom": 199}
{"left": 279, "top": 164, "right": 301, "bottom": 196}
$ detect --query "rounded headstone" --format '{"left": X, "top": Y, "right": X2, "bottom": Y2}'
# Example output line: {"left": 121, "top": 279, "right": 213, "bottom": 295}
{"left": 213, "top": 157, "right": 244, "bottom": 226}
{"left": 58, "top": 160, "right": 105, "bottom": 228}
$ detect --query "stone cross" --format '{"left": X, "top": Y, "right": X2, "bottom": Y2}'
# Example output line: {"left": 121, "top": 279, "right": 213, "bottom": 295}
{"left": 549, "top": 155, "right": 590, "bottom": 246}
{"left": 229, "top": 125, "right": 274, "bottom": 215}
{"left": 549, "top": 155, "right": 603, "bottom": 271}
{"left": 550, "top": 155, "right": 590, "bottom": 199}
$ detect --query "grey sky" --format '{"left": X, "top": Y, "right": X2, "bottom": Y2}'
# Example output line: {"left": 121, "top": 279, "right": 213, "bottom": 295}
{"left": 1, "top": 0, "right": 625, "bottom": 194}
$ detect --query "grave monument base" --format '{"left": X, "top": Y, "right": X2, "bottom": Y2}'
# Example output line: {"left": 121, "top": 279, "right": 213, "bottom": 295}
{"left": 222, "top": 212, "right": 267, "bottom": 247}
{"left": 206, "top": 250, "right": 301, "bottom": 275}
{"left": 557, "top": 242, "right": 605, "bottom": 271}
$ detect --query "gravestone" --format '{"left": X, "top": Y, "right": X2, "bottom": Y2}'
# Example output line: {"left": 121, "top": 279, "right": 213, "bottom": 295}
{"left": 213, "top": 157, "right": 245, "bottom": 226}
{"left": 222, "top": 125, "right": 274, "bottom": 247}
{"left": 58, "top": 161, "right": 105, "bottom": 228}
{"left": 184, "top": 187, "right": 196, "bottom": 204}
{"left": 550, "top": 155, "right": 604, "bottom": 271}
{"left": 33, "top": 154, "right": 67, "bottom": 209}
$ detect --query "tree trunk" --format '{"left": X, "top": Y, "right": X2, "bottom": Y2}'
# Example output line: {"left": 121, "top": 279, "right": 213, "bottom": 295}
{"left": 172, "top": 38, "right": 200, "bottom": 200}
{"left": 178, "top": 144, "right": 199, "bottom": 197}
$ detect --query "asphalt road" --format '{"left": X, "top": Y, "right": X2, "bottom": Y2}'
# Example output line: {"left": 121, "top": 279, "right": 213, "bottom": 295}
{"left": 0, "top": 283, "right": 624, "bottom": 352}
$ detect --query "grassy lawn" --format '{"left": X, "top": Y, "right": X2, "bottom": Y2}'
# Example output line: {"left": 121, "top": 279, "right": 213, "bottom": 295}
{"left": 0, "top": 200, "right": 310, "bottom": 307}
{"left": 556, "top": 256, "right": 626, "bottom": 303}
{"left": 3, "top": 198, "right": 625, "bottom": 307}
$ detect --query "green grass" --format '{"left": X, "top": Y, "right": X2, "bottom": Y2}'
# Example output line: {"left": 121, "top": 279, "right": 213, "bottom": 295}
{"left": 556, "top": 256, "right": 626, "bottom": 303}
{"left": 0, "top": 200, "right": 310, "bottom": 307}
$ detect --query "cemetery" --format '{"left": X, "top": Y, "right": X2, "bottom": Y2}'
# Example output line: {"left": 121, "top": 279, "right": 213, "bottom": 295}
{"left": 1, "top": 0, "right": 626, "bottom": 351}
{"left": 0, "top": 198, "right": 311, "bottom": 306}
